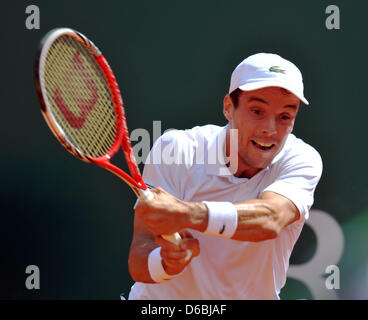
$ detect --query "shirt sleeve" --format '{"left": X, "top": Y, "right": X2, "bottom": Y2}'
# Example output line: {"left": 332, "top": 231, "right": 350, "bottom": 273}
{"left": 262, "top": 145, "right": 323, "bottom": 220}
{"left": 141, "top": 130, "right": 187, "bottom": 199}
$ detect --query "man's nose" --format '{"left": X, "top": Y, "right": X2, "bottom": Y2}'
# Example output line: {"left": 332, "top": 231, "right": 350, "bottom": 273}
{"left": 260, "top": 117, "right": 277, "bottom": 136}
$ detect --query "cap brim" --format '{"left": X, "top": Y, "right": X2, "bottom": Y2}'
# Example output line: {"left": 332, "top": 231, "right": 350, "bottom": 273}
{"left": 238, "top": 81, "right": 309, "bottom": 105}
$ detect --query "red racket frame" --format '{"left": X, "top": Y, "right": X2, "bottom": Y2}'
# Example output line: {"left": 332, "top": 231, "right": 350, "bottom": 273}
{"left": 34, "top": 28, "right": 148, "bottom": 198}
{"left": 34, "top": 28, "right": 181, "bottom": 245}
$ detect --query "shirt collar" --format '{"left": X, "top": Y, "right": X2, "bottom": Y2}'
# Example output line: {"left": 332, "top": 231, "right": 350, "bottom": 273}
{"left": 205, "top": 124, "right": 290, "bottom": 181}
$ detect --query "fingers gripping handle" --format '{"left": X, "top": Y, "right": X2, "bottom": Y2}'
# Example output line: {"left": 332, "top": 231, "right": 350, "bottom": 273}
{"left": 139, "top": 187, "right": 155, "bottom": 200}
{"left": 163, "top": 234, "right": 192, "bottom": 262}
{"left": 139, "top": 188, "right": 183, "bottom": 246}
{"left": 162, "top": 233, "right": 182, "bottom": 246}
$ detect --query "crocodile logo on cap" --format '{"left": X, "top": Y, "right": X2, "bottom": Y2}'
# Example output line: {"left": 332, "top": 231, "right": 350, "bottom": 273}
{"left": 269, "top": 66, "right": 286, "bottom": 74}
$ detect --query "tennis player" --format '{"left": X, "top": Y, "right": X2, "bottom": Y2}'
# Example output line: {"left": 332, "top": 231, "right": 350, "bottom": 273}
{"left": 128, "top": 53, "right": 323, "bottom": 299}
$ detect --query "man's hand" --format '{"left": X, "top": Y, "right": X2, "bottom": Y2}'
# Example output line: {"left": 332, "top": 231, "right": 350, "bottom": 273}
{"left": 129, "top": 196, "right": 203, "bottom": 284}
{"left": 135, "top": 187, "right": 208, "bottom": 236}
{"left": 155, "top": 230, "right": 200, "bottom": 276}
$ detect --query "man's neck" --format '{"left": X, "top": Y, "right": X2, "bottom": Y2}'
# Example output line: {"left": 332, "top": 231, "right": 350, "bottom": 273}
{"left": 225, "top": 127, "right": 261, "bottom": 179}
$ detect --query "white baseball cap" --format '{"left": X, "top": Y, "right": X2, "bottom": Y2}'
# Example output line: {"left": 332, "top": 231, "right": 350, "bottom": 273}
{"left": 229, "top": 53, "right": 309, "bottom": 105}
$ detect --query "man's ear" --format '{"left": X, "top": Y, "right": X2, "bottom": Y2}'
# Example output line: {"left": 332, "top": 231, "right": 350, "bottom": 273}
{"left": 223, "top": 95, "right": 234, "bottom": 121}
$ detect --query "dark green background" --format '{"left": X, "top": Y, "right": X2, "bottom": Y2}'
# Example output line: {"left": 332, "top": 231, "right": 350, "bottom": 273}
{"left": 1, "top": 1, "right": 367, "bottom": 299}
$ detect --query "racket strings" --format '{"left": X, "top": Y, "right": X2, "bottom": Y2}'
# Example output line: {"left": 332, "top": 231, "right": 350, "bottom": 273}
{"left": 43, "top": 35, "right": 119, "bottom": 158}
{"left": 45, "top": 39, "right": 114, "bottom": 154}
{"left": 56, "top": 37, "right": 117, "bottom": 153}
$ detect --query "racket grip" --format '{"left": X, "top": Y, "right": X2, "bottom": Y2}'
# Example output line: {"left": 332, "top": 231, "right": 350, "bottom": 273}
{"left": 140, "top": 188, "right": 154, "bottom": 200}
{"left": 163, "top": 234, "right": 192, "bottom": 261}
{"left": 140, "top": 188, "right": 183, "bottom": 246}
{"left": 162, "top": 233, "right": 182, "bottom": 246}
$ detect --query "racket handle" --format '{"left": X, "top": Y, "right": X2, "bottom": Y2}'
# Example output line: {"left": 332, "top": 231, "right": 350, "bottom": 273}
{"left": 139, "top": 188, "right": 183, "bottom": 246}
{"left": 162, "top": 233, "right": 182, "bottom": 246}
{"left": 139, "top": 188, "right": 154, "bottom": 200}
{"left": 163, "top": 234, "right": 192, "bottom": 261}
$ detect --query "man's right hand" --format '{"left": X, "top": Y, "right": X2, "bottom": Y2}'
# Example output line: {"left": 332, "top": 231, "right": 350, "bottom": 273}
{"left": 155, "top": 230, "right": 200, "bottom": 276}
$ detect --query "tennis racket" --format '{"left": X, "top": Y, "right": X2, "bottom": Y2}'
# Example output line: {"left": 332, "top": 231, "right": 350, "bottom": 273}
{"left": 34, "top": 28, "right": 181, "bottom": 245}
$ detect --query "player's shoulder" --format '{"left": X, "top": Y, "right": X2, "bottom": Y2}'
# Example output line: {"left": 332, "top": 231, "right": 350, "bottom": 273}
{"left": 281, "top": 133, "right": 323, "bottom": 168}
{"left": 149, "top": 124, "right": 223, "bottom": 170}
{"left": 158, "top": 124, "right": 223, "bottom": 146}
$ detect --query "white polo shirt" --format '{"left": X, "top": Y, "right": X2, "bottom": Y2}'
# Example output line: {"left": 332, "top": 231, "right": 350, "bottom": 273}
{"left": 128, "top": 124, "right": 323, "bottom": 300}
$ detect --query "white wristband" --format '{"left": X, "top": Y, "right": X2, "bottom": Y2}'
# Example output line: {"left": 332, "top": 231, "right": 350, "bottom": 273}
{"left": 148, "top": 247, "right": 176, "bottom": 283}
{"left": 202, "top": 201, "right": 238, "bottom": 238}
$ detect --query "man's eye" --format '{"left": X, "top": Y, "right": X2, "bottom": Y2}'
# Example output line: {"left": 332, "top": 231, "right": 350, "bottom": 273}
{"left": 252, "top": 109, "right": 261, "bottom": 115}
{"left": 281, "top": 115, "right": 291, "bottom": 121}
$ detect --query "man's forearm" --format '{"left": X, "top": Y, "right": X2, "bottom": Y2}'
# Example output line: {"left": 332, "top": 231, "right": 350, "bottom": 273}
{"left": 232, "top": 200, "right": 280, "bottom": 241}
{"left": 182, "top": 201, "right": 208, "bottom": 232}
{"left": 185, "top": 199, "right": 284, "bottom": 242}
{"left": 128, "top": 234, "right": 158, "bottom": 283}
{"left": 135, "top": 188, "right": 297, "bottom": 244}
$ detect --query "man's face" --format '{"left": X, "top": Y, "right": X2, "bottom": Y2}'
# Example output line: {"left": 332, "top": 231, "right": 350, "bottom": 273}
{"left": 224, "top": 87, "right": 300, "bottom": 178}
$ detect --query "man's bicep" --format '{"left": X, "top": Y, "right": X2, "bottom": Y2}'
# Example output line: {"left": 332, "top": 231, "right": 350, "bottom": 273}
{"left": 259, "top": 191, "right": 300, "bottom": 228}
{"left": 262, "top": 146, "right": 323, "bottom": 221}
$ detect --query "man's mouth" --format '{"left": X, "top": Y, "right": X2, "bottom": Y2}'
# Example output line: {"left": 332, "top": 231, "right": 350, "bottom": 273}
{"left": 251, "top": 140, "right": 275, "bottom": 151}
